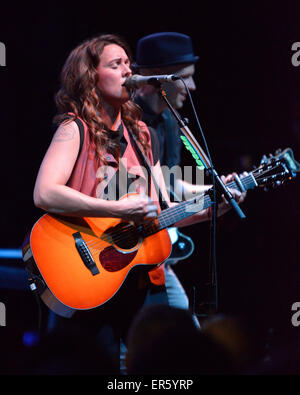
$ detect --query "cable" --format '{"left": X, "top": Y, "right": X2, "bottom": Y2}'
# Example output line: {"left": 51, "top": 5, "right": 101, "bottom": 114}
{"left": 28, "top": 273, "right": 43, "bottom": 334}
{"left": 178, "top": 77, "right": 218, "bottom": 313}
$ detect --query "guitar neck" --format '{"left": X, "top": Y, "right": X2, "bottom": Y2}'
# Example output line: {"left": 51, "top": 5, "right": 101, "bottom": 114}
{"left": 156, "top": 173, "right": 257, "bottom": 231}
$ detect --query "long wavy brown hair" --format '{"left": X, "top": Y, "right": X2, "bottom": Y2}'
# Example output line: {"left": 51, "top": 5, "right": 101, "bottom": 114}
{"left": 54, "top": 34, "right": 149, "bottom": 164}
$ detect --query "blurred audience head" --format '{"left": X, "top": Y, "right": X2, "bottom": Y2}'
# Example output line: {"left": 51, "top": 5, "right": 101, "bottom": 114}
{"left": 125, "top": 305, "right": 238, "bottom": 375}
{"left": 200, "top": 313, "right": 254, "bottom": 372}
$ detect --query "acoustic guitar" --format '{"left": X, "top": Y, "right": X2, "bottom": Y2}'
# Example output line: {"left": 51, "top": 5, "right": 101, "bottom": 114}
{"left": 23, "top": 148, "right": 299, "bottom": 317}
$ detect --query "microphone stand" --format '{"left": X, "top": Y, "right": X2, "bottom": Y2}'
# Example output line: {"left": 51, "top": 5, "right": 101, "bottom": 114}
{"left": 157, "top": 85, "right": 246, "bottom": 316}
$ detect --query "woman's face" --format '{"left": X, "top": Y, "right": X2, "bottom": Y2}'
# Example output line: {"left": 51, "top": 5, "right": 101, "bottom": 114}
{"left": 96, "top": 44, "right": 132, "bottom": 107}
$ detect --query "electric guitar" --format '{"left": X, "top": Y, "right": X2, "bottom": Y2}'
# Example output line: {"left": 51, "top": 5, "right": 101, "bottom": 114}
{"left": 23, "top": 148, "right": 299, "bottom": 317}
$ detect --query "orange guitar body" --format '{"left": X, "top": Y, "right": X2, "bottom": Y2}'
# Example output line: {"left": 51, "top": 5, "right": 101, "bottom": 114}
{"left": 29, "top": 209, "right": 172, "bottom": 315}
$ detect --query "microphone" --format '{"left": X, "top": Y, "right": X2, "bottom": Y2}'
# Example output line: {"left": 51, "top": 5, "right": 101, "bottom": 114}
{"left": 123, "top": 74, "right": 179, "bottom": 89}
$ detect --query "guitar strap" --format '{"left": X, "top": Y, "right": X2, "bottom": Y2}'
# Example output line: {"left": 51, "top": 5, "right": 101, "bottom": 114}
{"left": 128, "top": 130, "right": 169, "bottom": 211}
{"left": 74, "top": 118, "right": 85, "bottom": 156}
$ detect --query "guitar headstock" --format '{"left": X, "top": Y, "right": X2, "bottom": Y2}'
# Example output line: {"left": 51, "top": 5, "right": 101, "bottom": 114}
{"left": 252, "top": 148, "right": 300, "bottom": 191}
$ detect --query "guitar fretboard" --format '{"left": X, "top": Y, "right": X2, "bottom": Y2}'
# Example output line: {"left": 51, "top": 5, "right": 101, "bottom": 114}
{"left": 143, "top": 173, "right": 257, "bottom": 236}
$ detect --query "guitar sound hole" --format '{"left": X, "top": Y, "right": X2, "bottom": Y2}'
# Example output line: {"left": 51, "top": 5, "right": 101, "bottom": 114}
{"left": 107, "top": 222, "right": 140, "bottom": 250}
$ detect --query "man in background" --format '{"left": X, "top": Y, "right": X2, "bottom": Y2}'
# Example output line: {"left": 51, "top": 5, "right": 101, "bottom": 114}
{"left": 133, "top": 32, "right": 210, "bottom": 318}
{"left": 133, "top": 32, "right": 246, "bottom": 319}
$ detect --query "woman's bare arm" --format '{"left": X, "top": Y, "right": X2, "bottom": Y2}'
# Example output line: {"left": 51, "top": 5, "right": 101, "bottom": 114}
{"left": 33, "top": 121, "right": 157, "bottom": 221}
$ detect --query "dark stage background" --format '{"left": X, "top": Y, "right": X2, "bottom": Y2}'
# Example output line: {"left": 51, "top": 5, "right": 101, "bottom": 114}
{"left": 1, "top": 0, "right": 300, "bottom": 364}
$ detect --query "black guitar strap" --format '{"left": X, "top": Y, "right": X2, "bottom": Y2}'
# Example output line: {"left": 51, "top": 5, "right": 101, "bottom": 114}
{"left": 74, "top": 118, "right": 85, "bottom": 156}
{"left": 128, "top": 130, "right": 169, "bottom": 211}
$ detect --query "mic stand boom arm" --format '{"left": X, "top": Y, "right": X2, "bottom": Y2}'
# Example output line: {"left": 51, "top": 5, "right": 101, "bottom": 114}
{"left": 158, "top": 87, "right": 246, "bottom": 220}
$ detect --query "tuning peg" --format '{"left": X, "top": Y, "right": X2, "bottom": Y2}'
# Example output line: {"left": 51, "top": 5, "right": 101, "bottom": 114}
{"left": 260, "top": 154, "right": 268, "bottom": 164}
{"left": 268, "top": 153, "right": 275, "bottom": 161}
{"left": 275, "top": 148, "right": 282, "bottom": 155}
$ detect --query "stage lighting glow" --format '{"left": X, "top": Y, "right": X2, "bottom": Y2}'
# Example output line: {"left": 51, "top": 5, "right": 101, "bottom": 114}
{"left": 22, "top": 331, "right": 40, "bottom": 347}
{"left": 0, "top": 249, "right": 22, "bottom": 259}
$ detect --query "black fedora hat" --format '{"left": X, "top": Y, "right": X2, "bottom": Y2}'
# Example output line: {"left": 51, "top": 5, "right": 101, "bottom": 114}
{"left": 134, "top": 32, "right": 199, "bottom": 68}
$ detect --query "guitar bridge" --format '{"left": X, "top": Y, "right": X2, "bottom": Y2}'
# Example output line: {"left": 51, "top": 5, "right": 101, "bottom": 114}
{"left": 72, "top": 232, "right": 99, "bottom": 276}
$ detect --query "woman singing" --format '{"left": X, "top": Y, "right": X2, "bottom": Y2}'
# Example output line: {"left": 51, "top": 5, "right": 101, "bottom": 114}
{"left": 32, "top": 33, "right": 244, "bottom": 372}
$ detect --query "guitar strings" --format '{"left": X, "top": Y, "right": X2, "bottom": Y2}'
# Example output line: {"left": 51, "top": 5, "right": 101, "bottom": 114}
{"left": 89, "top": 167, "right": 282, "bottom": 249}
{"left": 84, "top": 170, "right": 280, "bottom": 254}
{"left": 85, "top": 178, "right": 247, "bottom": 252}
{"left": 85, "top": 194, "right": 209, "bottom": 254}
{"left": 84, "top": 191, "right": 207, "bottom": 248}
{"left": 86, "top": 178, "right": 254, "bottom": 253}
{"left": 85, "top": 203, "right": 195, "bottom": 253}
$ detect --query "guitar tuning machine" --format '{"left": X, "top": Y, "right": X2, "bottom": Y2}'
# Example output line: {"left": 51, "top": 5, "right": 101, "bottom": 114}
{"left": 268, "top": 153, "right": 277, "bottom": 163}
{"left": 260, "top": 154, "right": 268, "bottom": 165}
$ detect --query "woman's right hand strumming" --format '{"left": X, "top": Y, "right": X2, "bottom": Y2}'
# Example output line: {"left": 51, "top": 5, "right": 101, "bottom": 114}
{"left": 114, "top": 194, "right": 158, "bottom": 223}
